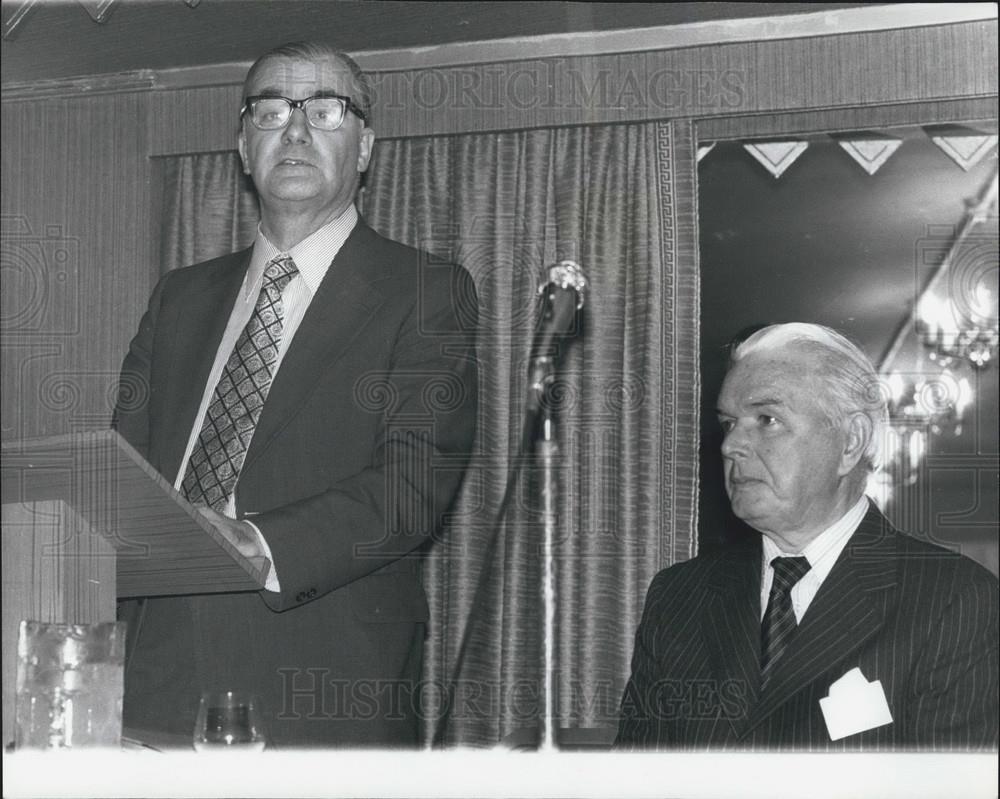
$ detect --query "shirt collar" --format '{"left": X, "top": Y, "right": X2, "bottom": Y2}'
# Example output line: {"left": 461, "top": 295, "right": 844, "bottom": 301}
{"left": 244, "top": 205, "right": 359, "bottom": 300}
{"left": 761, "top": 495, "right": 870, "bottom": 579}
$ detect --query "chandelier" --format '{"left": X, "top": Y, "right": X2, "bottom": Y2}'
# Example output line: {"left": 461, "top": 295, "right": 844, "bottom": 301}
{"left": 871, "top": 169, "right": 997, "bottom": 508}
{"left": 868, "top": 367, "right": 974, "bottom": 507}
{"left": 914, "top": 173, "right": 999, "bottom": 370}
{"left": 885, "top": 369, "right": 974, "bottom": 436}
{"left": 915, "top": 291, "right": 998, "bottom": 369}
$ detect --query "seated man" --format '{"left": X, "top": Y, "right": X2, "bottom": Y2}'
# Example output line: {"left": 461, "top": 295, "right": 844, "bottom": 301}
{"left": 617, "top": 323, "right": 998, "bottom": 750}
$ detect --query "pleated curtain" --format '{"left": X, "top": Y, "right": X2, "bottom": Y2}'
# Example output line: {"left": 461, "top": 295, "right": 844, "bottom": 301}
{"left": 155, "top": 120, "right": 698, "bottom": 746}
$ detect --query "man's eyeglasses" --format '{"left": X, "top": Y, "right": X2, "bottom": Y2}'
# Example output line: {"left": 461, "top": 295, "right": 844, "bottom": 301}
{"left": 240, "top": 94, "right": 367, "bottom": 131}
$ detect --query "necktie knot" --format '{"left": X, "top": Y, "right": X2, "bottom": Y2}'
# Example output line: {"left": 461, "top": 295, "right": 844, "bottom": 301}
{"left": 771, "top": 556, "right": 811, "bottom": 591}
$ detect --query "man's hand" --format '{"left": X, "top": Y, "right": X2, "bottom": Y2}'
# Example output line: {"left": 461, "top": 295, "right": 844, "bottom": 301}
{"left": 195, "top": 506, "right": 265, "bottom": 560}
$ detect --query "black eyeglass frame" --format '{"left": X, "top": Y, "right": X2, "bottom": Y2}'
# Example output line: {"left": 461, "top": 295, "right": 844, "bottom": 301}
{"left": 240, "top": 93, "right": 368, "bottom": 130}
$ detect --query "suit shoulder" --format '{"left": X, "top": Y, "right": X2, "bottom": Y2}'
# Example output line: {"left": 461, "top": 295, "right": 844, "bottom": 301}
{"left": 645, "top": 545, "right": 750, "bottom": 601}
{"left": 649, "top": 551, "right": 719, "bottom": 582}
{"left": 357, "top": 223, "right": 477, "bottom": 331}
{"left": 160, "top": 248, "right": 249, "bottom": 286}
{"left": 892, "top": 530, "right": 999, "bottom": 591}
{"left": 360, "top": 223, "right": 473, "bottom": 287}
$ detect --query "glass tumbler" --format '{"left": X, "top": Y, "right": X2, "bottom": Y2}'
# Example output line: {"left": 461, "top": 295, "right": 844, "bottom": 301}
{"left": 193, "top": 690, "right": 266, "bottom": 752}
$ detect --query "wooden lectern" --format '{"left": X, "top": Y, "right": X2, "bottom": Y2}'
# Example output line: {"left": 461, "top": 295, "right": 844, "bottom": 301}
{"left": 0, "top": 431, "right": 268, "bottom": 747}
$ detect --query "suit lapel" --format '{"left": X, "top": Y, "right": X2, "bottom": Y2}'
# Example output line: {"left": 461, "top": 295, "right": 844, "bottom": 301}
{"left": 159, "top": 251, "right": 250, "bottom": 482}
{"left": 240, "top": 225, "right": 385, "bottom": 475}
{"left": 745, "top": 504, "right": 898, "bottom": 735}
{"left": 703, "top": 538, "right": 763, "bottom": 739}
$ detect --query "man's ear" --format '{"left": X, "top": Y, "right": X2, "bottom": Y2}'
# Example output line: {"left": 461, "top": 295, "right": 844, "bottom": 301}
{"left": 357, "top": 127, "right": 375, "bottom": 173}
{"left": 839, "top": 411, "right": 873, "bottom": 476}
{"left": 237, "top": 128, "right": 251, "bottom": 175}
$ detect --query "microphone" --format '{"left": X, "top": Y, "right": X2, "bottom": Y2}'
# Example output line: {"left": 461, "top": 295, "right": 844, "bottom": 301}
{"left": 432, "top": 262, "right": 588, "bottom": 747}
{"left": 527, "top": 261, "right": 588, "bottom": 410}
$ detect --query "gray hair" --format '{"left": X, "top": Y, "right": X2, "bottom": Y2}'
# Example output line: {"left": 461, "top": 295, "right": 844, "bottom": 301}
{"left": 243, "top": 42, "right": 373, "bottom": 124}
{"left": 731, "top": 323, "right": 888, "bottom": 471}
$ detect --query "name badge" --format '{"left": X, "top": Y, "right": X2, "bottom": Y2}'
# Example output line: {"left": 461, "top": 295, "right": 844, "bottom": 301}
{"left": 819, "top": 667, "right": 893, "bottom": 741}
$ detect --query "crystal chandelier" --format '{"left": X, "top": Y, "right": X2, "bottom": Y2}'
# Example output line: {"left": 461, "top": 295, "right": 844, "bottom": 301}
{"left": 916, "top": 287, "right": 999, "bottom": 369}
{"left": 914, "top": 173, "right": 999, "bottom": 370}
{"left": 868, "top": 368, "right": 974, "bottom": 506}
{"left": 884, "top": 369, "right": 974, "bottom": 436}
{"left": 871, "top": 169, "right": 997, "bottom": 509}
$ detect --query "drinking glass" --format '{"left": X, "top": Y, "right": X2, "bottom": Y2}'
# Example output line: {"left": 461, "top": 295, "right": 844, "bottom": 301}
{"left": 193, "top": 690, "right": 266, "bottom": 752}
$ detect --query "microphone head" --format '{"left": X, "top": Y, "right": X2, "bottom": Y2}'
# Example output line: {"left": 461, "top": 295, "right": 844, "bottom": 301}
{"left": 539, "top": 260, "right": 588, "bottom": 309}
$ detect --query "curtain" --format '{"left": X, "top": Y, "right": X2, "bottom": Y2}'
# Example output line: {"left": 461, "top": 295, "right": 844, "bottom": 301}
{"left": 158, "top": 153, "right": 259, "bottom": 273}
{"left": 158, "top": 120, "right": 698, "bottom": 747}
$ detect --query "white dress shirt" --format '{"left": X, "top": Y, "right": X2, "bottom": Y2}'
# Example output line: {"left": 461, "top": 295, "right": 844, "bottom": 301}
{"left": 759, "top": 495, "right": 870, "bottom": 622}
{"left": 174, "top": 205, "right": 359, "bottom": 591}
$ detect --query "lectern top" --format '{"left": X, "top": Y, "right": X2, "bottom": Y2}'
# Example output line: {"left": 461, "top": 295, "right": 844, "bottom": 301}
{"left": 2, "top": 431, "right": 268, "bottom": 597}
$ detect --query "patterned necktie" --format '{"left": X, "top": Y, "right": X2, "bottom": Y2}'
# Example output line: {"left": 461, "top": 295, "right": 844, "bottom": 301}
{"left": 760, "top": 555, "right": 811, "bottom": 689}
{"left": 181, "top": 255, "right": 299, "bottom": 510}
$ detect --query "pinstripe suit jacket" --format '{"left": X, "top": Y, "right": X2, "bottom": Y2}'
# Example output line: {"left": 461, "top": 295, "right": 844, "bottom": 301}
{"left": 616, "top": 503, "right": 999, "bottom": 750}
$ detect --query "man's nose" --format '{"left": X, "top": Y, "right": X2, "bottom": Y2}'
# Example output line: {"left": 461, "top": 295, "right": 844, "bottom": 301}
{"left": 282, "top": 107, "right": 312, "bottom": 142}
{"left": 720, "top": 423, "right": 749, "bottom": 459}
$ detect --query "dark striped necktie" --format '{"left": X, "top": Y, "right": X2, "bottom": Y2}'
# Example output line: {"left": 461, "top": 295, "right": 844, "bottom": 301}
{"left": 181, "top": 255, "right": 299, "bottom": 510}
{"left": 760, "top": 555, "right": 811, "bottom": 689}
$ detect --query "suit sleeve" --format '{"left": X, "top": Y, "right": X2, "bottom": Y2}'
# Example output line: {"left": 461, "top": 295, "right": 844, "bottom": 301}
{"left": 615, "top": 570, "right": 671, "bottom": 749}
{"left": 256, "top": 263, "right": 478, "bottom": 611}
{"left": 905, "top": 565, "right": 999, "bottom": 749}
{"left": 113, "top": 271, "right": 170, "bottom": 459}
{"left": 112, "top": 271, "right": 170, "bottom": 655}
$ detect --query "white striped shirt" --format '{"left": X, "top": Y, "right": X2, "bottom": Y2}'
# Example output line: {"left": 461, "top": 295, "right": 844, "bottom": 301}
{"left": 760, "top": 495, "right": 870, "bottom": 622}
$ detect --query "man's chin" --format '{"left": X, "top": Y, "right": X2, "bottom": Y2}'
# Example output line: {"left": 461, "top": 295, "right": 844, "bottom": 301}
{"left": 262, "top": 173, "right": 326, "bottom": 197}
{"left": 728, "top": 492, "right": 772, "bottom": 528}
{"left": 267, "top": 184, "right": 323, "bottom": 202}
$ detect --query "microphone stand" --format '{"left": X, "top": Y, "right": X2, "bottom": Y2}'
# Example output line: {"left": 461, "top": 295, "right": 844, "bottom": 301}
{"left": 533, "top": 366, "right": 559, "bottom": 753}
{"left": 431, "top": 263, "right": 586, "bottom": 750}
{"left": 524, "top": 262, "right": 586, "bottom": 751}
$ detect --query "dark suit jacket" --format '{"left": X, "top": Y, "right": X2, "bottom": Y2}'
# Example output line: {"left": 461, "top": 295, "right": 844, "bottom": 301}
{"left": 114, "top": 221, "right": 478, "bottom": 747}
{"left": 616, "top": 503, "right": 999, "bottom": 750}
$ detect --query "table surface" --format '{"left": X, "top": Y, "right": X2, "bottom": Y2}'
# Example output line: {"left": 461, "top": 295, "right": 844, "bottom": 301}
{"left": 4, "top": 748, "right": 998, "bottom": 799}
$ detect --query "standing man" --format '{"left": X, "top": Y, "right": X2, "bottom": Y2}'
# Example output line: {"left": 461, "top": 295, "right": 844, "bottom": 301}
{"left": 115, "top": 42, "right": 478, "bottom": 747}
{"left": 617, "top": 323, "right": 998, "bottom": 749}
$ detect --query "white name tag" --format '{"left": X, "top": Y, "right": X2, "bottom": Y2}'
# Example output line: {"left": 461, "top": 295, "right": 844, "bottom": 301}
{"left": 819, "top": 667, "right": 893, "bottom": 741}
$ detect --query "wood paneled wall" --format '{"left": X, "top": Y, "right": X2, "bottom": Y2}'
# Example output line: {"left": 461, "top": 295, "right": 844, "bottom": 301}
{"left": 2, "top": 94, "right": 154, "bottom": 441}
{"left": 141, "top": 20, "right": 999, "bottom": 154}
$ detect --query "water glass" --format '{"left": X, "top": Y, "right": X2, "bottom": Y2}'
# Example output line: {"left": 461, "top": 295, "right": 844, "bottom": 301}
{"left": 193, "top": 690, "right": 266, "bottom": 752}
